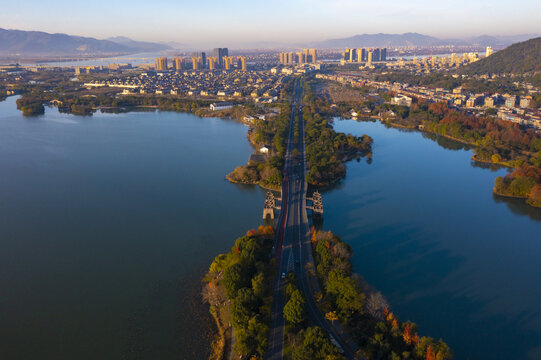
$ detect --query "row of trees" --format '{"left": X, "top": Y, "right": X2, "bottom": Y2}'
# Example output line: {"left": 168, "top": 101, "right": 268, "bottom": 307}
{"left": 312, "top": 230, "right": 452, "bottom": 360}
{"left": 203, "top": 226, "right": 275, "bottom": 359}
{"left": 302, "top": 79, "right": 373, "bottom": 188}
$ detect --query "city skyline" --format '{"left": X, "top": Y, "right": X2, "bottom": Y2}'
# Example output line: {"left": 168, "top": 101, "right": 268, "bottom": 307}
{"left": 1, "top": 0, "right": 540, "bottom": 47}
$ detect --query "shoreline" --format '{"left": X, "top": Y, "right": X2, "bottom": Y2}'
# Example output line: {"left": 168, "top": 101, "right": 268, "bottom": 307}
{"left": 379, "top": 118, "right": 516, "bottom": 167}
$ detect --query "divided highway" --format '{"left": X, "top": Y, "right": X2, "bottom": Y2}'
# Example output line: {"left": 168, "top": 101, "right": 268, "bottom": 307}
{"left": 266, "top": 82, "right": 359, "bottom": 360}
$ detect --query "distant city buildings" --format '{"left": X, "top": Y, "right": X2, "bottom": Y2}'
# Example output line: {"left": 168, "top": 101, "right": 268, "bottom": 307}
{"left": 279, "top": 49, "right": 317, "bottom": 65}
{"left": 173, "top": 57, "right": 185, "bottom": 71}
{"left": 208, "top": 57, "right": 218, "bottom": 70}
{"left": 155, "top": 57, "right": 168, "bottom": 71}
{"left": 486, "top": 46, "right": 494, "bottom": 57}
{"left": 213, "top": 48, "right": 229, "bottom": 68}
{"left": 157, "top": 49, "right": 246, "bottom": 72}
{"left": 192, "top": 52, "right": 207, "bottom": 68}
{"left": 239, "top": 56, "right": 247, "bottom": 71}
{"left": 342, "top": 48, "right": 387, "bottom": 63}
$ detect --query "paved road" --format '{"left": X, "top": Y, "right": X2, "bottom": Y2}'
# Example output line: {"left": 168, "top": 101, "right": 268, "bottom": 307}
{"left": 266, "top": 84, "right": 298, "bottom": 360}
{"left": 266, "top": 82, "right": 360, "bottom": 360}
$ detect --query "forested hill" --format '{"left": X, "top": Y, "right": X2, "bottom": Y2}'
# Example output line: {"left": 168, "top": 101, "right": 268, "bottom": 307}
{"left": 464, "top": 37, "right": 541, "bottom": 75}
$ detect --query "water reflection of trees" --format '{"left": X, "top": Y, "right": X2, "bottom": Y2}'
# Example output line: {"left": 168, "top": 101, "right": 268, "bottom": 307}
{"left": 420, "top": 132, "right": 472, "bottom": 151}
{"left": 493, "top": 194, "right": 541, "bottom": 221}
{"left": 470, "top": 160, "right": 509, "bottom": 173}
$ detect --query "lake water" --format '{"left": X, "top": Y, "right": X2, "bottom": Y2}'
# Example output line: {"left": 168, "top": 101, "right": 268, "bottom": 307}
{"left": 0, "top": 96, "right": 266, "bottom": 359}
{"left": 17, "top": 52, "right": 164, "bottom": 67}
{"left": 2, "top": 97, "right": 541, "bottom": 360}
{"left": 326, "top": 119, "right": 541, "bottom": 360}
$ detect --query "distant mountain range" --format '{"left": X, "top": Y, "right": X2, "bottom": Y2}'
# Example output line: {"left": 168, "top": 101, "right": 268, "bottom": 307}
{"left": 0, "top": 28, "right": 171, "bottom": 57}
{"left": 309, "top": 32, "right": 540, "bottom": 49}
{"left": 106, "top": 36, "right": 172, "bottom": 52}
{"left": 1, "top": 28, "right": 539, "bottom": 57}
{"left": 463, "top": 37, "right": 541, "bottom": 75}
{"left": 311, "top": 33, "right": 443, "bottom": 48}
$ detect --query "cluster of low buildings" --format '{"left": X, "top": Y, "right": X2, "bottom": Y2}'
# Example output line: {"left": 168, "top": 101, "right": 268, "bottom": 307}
{"left": 270, "top": 63, "right": 321, "bottom": 76}
{"left": 83, "top": 70, "right": 286, "bottom": 102}
{"left": 316, "top": 72, "right": 541, "bottom": 130}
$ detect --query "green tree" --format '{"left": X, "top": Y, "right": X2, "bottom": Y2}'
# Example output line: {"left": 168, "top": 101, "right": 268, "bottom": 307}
{"left": 234, "top": 316, "right": 269, "bottom": 357}
{"left": 231, "top": 288, "right": 259, "bottom": 328}
{"left": 284, "top": 289, "right": 306, "bottom": 325}
{"left": 223, "top": 262, "right": 250, "bottom": 298}
{"left": 291, "top": 327, "right": 340, "bottom": 360}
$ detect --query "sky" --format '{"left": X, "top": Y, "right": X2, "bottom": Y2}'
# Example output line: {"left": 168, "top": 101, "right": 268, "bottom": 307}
{"left": 1, "top": 0, "right": 540, "bottom": 47}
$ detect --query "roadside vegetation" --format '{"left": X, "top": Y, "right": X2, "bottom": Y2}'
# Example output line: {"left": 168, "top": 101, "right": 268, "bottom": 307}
{"left": 282, "top": 273, "right": 343, "bottom": 360}
{"left": 203, "top": 226, "right": 275, "bottom": 360}
{"left": 311, "top": 230, "right": 453, "bottom": 360}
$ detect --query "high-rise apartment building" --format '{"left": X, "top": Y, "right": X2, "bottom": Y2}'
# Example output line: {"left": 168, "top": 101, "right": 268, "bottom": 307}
{"left": 238, "top": 56, "right": 247, "bottom": 71}
{"left": 222, "top": 56, "right": 232, "bottom": 70}
{"left": 486, "top": 46, "right": 493, "bottom": 57}
{"left": 192, "top": 57, "right": 202, "bottom": 70}
{"left": 380, "top": 48, "right": 387, "bottom": 61}
{"left": 213, "top": 48, "right": 229, "bottom": 68}
{"left": 208, "top": 57, "right": 218, "bottom": 70}
{"left": 308, "top": 49, "right": 317, "bottom": 63}
{"left": 367, "top": 49, "right": 374, "bottom": 63}
{"left": 192, "top": 52, "right": 206, "bottom": 68}
{"left": 173, "top": 57, "right": 185, "bottom": 71}
{"left": 156, "top": 57, "right": 168, "bottom": 71}
{"left": 343, "top": 48, "right": 386, "bottom": 63}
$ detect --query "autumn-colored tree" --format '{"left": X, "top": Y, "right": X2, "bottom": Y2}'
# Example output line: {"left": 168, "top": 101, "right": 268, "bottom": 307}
{"left": 512, "top": 164, "right": 541, "bottom": 182}
{"left": 428, "top": 101, "right": 448, "bottom": 116}
{"left": 311, "top": 227, "right": 318, "bottom": 243}
{"left": 325, "top": 311, "right": 339, "bottom": 322}
{"left": 391, "top": 318, "right": 399, "bottom": 330}
{"left": 262, "top": 225, "right": 274, "bottom": 235}
{"left": 403, "top": 323, "right": 413, "bottom": 345}
{"left": 527, "top": 184, "right": 541, "bottom": 207}
{"left": 383, "top": 306, "right": 389, "bottom": 318}
{"left": 426, "top": 345, "right": 436, "bottom": 360}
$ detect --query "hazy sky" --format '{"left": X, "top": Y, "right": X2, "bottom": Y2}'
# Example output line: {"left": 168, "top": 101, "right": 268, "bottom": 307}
{"left": 1, "top": 0, "right": 540, "bottom": 46}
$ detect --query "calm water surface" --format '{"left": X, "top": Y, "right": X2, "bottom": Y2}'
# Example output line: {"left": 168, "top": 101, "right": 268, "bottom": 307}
{"left": 0, "top": 96, "right": 266, "bottom": 359}
{"left": 326, "top": 119, "right": 541, "bottom": 360}
{"left": 2, "top": 97, "right": 541, "bottom": 360}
